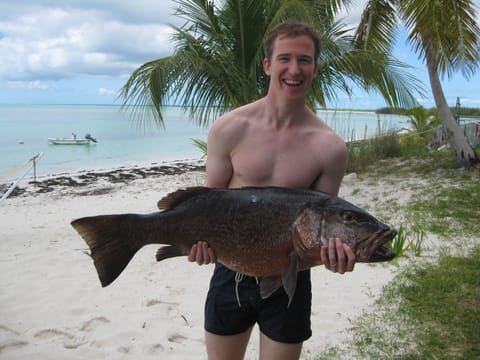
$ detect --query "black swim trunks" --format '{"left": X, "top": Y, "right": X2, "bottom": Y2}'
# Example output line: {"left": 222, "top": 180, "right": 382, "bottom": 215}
{"left": 204, "top": 262, "right": 312, "bottom": 344}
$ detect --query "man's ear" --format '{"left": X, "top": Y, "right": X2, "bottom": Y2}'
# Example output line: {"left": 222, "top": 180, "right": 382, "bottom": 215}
{"left": 263, "top": 58, "right": 271, "bottom": 76}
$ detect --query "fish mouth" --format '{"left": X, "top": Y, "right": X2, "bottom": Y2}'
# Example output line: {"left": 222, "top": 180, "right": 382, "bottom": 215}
{"left": 368, "top": 229, "right": 397, "bottom": 262}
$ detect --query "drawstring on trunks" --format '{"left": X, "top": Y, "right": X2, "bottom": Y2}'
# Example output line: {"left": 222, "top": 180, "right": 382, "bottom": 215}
{"left": 234, "top": 272, "right": 243, "bottom": 307}
{"left": 234, "top": 272, "right": 260, "bottom": 308}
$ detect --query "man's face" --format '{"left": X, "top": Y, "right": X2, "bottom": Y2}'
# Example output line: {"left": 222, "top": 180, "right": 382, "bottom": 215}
{"left": 263, "top": 34, "right": 318, "bottom": 101}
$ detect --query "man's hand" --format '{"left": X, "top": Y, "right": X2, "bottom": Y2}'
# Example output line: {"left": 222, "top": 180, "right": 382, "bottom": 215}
{"left": 188, "top": 241, "right": 217, "bottom": 265}
{"left": 321, "top": 237, "right": 356, "bottom": 274}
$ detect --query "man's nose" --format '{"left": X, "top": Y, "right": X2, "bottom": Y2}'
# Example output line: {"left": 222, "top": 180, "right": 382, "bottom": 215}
{"left": 288, "top": 60, "right": 301, "bottom": 74}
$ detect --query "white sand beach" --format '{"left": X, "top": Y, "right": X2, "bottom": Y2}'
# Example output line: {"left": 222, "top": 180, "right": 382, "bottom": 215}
{"left": 0, "top": 160, "right": 435, "bottom": 359}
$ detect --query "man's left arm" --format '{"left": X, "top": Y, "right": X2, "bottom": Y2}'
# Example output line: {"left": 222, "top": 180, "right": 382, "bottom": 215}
{"left": 312, "top": 135, "right": 356, "bottom": 274}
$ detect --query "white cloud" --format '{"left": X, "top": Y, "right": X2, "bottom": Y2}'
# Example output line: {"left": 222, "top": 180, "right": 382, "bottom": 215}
{"left": 0, "top": 1, "right": 178, "bottom": 82}
{"left": 336, "top": 0, "right": 368, "bottom": 27}
{"left": 97, "top": 87, "right": 116, "bottom": 96}
{"left": 8, "top": 80, "right": 49, "bottom": 90}
{"left": 461, "top": 97, "right": 480, "bottom": 106}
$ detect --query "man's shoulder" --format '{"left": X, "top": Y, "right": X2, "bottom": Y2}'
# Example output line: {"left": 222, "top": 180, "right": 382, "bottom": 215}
{"left": 305, "top": 120, "right": 347, "bottom": 163}
{"left": 230, "top": 100, "right": 263, "bottom": 119}
{"left": 208, "top": 107, "right": 255, "bottom": 145}
{"left": 308, "top": 117, "right": 346, "bottom": 145}
{"left": 212, "top": 101, "right": 261, "bottom": 131}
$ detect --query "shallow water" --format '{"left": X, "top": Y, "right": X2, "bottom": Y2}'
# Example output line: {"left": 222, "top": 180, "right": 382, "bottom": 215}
{"left": 0, "top": 104, "right": 409, "bottom": 178}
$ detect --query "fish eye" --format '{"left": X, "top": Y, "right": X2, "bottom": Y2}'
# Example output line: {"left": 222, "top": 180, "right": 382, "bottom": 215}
{"left": 342, "top": 211, "right": 357, "bottom": 222}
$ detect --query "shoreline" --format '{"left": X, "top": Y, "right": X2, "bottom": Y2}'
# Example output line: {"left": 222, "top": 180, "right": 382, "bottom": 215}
{"left": 5, "top": 158, "right": 206, "bottom": 198}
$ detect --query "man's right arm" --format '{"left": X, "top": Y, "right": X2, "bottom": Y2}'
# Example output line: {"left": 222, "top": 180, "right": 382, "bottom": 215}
{"left": 205, "top": 117, "right": 234, "bottom": 188}
{"left": 188, "top": 117, "right": 235, "bottom": 265}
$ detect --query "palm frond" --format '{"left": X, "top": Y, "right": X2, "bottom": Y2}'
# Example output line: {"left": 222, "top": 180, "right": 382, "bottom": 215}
{"left": 121, "top": 0, "right": 425, "bottom": 126}
{"left": 399, "top": 0, "right": 480, "bottom": 79}
{"left": 354, "top": 0, "right": 397, "bottom": 53}
{"left": 119, "top": 57, "right": 173, "bottom": 127}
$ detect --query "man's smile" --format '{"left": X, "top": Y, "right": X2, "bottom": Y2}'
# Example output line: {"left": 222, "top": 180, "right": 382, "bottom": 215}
{"left": 283, "top": 79, "right": 303, "bottom": 86}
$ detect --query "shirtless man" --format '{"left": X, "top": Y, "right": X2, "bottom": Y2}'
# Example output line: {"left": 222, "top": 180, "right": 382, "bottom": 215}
{"left": 189, "top": 22, "right": 356, "bottom": 360}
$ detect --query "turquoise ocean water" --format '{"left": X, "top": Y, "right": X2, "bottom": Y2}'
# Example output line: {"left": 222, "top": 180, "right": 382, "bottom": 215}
{"left": 0, "top": 104, "right": 409, "bottom": 179}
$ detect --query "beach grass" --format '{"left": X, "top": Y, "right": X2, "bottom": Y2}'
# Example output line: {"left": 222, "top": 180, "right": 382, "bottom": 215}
{"left": 319, "top": 247, "right": 480, "bottom": 360}
{"left": 314, "top": 143, "right": 480, "bottom": 360}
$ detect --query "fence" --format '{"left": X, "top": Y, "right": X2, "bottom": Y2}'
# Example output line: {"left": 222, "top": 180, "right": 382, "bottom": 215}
{"left": 462, "top": 121, "right": 480, "bottom": 146}
{"left": 430, "top": 120, "right": 480, "bottom": 149}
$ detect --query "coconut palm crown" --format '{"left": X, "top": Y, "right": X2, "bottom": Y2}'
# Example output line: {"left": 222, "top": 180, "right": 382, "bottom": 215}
{"left": 120, "top": 0, "right": 423, "bottom": 127}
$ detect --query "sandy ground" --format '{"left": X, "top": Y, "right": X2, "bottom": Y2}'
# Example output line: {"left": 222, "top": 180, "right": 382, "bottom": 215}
{"left": 0, "top": 160, "right": 433, "bottom": 359}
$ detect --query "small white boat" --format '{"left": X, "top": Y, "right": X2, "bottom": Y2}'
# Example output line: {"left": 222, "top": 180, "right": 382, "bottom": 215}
{"left": 48, "top": 138, "right": 91, "bottom": 145}
{"left": 48, "top": 133, "right": 97, "bottom": 145}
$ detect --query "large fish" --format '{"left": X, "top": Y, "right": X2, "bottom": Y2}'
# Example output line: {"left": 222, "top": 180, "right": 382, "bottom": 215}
{"left": 71, "top": 186, "right": 396, "bottom": 305}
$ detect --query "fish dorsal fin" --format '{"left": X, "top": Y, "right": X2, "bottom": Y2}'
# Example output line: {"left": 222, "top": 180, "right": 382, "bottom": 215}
{"left": 157, "top": 186, "right": 210, "bottom": 210}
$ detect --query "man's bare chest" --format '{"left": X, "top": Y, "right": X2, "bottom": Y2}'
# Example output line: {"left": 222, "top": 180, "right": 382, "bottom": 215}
{"left": 230, "top": 135, "right": 321, "bottom": 188}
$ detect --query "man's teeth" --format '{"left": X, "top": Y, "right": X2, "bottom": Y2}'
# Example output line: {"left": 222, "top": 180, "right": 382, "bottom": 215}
{"left": 284, "top": 80, "right": 302, "bottom": 86}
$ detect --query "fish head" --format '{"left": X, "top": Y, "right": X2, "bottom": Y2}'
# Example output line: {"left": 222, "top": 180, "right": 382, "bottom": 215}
{"left": 319, "top": 197, "right": 397, "bottom": 263}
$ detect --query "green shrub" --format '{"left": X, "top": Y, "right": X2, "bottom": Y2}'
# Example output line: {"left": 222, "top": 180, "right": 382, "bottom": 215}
{"left": 347, "top": 131, "right": 403, "bottom": 173}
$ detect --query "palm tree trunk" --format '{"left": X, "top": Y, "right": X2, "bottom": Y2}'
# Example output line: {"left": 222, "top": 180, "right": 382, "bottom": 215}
{"left": 425, "top": 46, "right": 479, "bottom": 167}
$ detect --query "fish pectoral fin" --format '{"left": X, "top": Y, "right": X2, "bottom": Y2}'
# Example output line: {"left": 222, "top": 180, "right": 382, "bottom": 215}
{"left": 260, "top": 276, "right": 283, "bottom": 300}
{"left": 281, "top": 252, "right": 299, "bottom": 307}
{"left": 156, "top": 245, "right": 187, "bottom": 261}
{"left": 259, "top": 252, "right": 299, "bottom": 308}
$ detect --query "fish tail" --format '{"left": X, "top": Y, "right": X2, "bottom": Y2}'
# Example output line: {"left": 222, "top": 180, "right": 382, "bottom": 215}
{"left": 71, "top": 214, "right": 144, "bottom": 287}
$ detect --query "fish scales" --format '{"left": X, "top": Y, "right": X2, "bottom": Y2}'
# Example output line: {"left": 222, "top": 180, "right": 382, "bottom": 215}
{"left": 71, "top": 186, "right": 397, "bottom": 305}
{"left": 155, "top": 188, "right": 302, "bottom": 275}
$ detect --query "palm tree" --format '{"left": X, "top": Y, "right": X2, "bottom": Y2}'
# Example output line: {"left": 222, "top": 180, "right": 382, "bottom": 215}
{"left": 405, "top": 106, "right": 440, "bottom": 139}
{"left": 354, "top": 0, "right": 479, "bottom": 166}
{"left": 120, "top": 0, "right": 423, "bottom": 128}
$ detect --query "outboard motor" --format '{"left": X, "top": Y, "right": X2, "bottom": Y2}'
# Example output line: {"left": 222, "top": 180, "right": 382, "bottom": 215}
{"left": 85, "top": 133, "right": 97, "bottom": 143}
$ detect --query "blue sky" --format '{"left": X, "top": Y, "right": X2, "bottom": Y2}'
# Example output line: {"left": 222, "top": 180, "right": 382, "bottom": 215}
{"left": 0, "top": 0, "right": 479, "bottom": 110}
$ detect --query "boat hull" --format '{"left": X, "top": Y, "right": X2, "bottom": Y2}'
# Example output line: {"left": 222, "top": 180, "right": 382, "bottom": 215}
{"left": 48, "top": 138, "right": 91, "bottom": 145}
